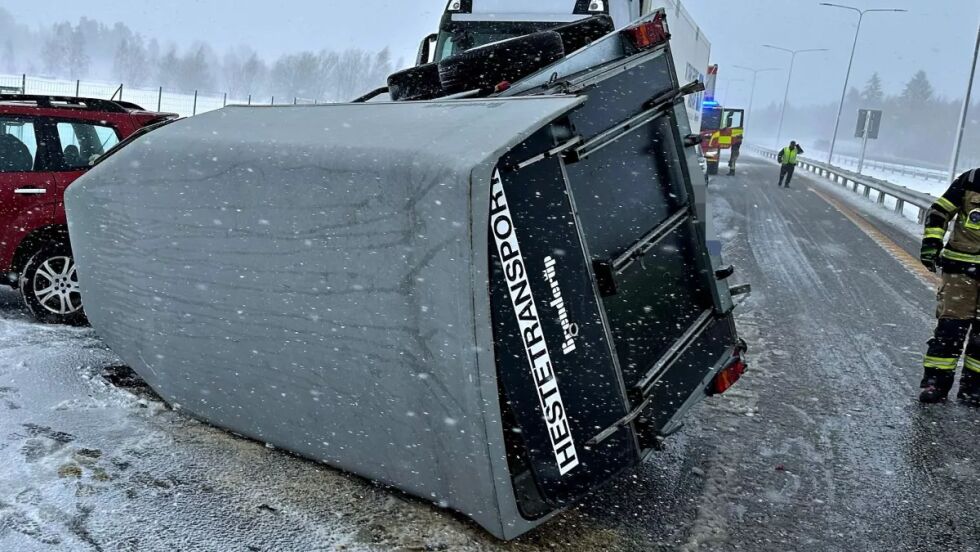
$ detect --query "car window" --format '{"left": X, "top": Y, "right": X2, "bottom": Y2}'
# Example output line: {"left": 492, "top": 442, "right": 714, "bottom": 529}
{"left": 0, "top": 118, "right": 38, "bottom": 173}
{"left": 56, "top": 122, "right": 120, "bottom": 170}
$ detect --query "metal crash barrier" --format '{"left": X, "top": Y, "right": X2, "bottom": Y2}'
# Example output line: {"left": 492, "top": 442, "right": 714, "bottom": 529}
{"left": 751, "top": 145, "right": 935, "bottom": 223}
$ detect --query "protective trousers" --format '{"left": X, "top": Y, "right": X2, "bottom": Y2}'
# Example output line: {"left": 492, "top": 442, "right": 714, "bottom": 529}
{"left": 924, "top": 272, "right": 980, "bottom": 375}
{"left": 778, "top": 164, "right": 795, "bottom": 187}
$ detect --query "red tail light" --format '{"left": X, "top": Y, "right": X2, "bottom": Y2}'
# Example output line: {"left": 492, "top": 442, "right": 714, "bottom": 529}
{"left": 709, "top": 346, "right": 747, "bottom": 396}
{"left": 622, "top": 13, "right": 671, "bottom": 51}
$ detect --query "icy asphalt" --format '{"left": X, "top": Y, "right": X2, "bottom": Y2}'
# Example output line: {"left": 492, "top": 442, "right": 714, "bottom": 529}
{"left": 1, "top": 154, "right": 978, "bottom": 551}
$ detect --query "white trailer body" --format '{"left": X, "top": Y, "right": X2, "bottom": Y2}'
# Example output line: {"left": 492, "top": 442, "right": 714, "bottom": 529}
{"left": 641, "top": 0, "right": 711, "bottom": 132}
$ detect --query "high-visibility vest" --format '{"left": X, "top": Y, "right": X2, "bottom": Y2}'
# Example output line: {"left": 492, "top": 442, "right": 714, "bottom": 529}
{"left": 781, "top": 147, "right": 799, "bottom": 165}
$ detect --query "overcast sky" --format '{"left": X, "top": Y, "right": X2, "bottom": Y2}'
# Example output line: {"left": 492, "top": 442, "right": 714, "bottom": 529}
{"left": 6, "top": 0, "right": 978, "bottom": 108}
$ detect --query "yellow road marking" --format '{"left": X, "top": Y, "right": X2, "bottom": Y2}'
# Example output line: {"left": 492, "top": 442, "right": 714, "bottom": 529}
{"left": 809, "top": 187, "right": 940, "bottom": 288}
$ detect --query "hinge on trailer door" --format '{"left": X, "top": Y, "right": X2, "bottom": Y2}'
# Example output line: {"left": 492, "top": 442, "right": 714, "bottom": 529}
{"left": 502, "top": 136, "right": 583, "bottom": 173}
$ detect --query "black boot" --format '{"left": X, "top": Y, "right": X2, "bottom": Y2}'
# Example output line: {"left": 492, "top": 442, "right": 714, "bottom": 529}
{"left": 920, "top": 369, "right": 955, "bottom": 403}
{"left": 957, "top": 370, "right": 980, "bottom": 406}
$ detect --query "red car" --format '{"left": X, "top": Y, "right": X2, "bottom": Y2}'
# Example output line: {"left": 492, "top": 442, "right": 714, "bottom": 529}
{"left": 0, "top": 94, "right": 176, "bottom": 324}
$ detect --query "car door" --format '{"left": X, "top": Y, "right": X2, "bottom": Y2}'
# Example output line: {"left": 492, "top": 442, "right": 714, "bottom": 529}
{"left": 0, "top": 115, "right": 59, "bottom": 271}
{"left": 50, "top": 119, "right": 122, "bottom": 221}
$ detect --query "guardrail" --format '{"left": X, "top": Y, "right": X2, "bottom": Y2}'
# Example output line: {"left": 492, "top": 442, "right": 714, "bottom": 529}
{"left": 751, "top": 146, "right": 935, "bottom": 223}
{"left": 824, "top": 153, "right": 948, "bottom": 183}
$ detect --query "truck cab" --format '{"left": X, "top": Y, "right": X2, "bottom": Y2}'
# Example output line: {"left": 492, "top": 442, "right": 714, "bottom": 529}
{"left": 419, "top": 0, "right": 642, "bottom": 64}
{"left": 417, "top": 0, "right": 710, "bottom": 135}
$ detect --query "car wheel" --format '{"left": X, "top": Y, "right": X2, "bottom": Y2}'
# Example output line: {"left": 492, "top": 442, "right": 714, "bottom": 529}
{"left": 388, "top": 62, "right": 444, "bottom": 101}
{"left": 437, "top": 31, "right": 566, "bottom": 94}
{"left": 20, "top": 245, "right": 87, "bottom": 326}
{"left": 551, "top": 15, "right": 615, "bottom": 54}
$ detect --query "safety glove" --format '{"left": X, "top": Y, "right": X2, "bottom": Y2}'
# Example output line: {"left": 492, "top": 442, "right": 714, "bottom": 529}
{"left": 920, "top": 238, "right": 943, "bottom": 273}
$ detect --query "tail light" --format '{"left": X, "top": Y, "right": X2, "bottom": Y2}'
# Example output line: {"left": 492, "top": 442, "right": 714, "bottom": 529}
{"left": 622, "top": 12, "right": 671, "bottom": 51}
{"left": 708, "top": 344, "right": 747, "bottom": 396}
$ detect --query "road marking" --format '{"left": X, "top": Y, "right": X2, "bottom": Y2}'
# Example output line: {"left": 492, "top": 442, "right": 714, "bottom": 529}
{"left": 809, "top": 187, "right": 939, "bottom": 288}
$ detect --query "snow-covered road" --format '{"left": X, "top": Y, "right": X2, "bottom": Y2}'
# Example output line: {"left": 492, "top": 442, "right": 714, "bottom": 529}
{"left": 3, "top": 155, "right": 978, "bottom": 551}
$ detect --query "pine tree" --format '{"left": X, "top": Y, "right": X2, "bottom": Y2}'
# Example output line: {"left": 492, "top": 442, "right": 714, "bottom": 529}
{"left": 901, "top": 70, "right": 933, "bottom": 106}
{"left": 862, "top": 72, "right": 884, "bottom": 105}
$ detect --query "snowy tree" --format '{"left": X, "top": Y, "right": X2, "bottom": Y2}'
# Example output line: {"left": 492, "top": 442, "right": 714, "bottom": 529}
{"left": 330, "top": 49, "right": 374, "bottom": 101}
{"left": 40, "top": 22, "right": 71, "bottom": 76}
{"left": 862, "top": 73, "right": 884, "bottom": 106}
{"left": 113, "top": 34, "right": 149, "bottom": 86}
{"left": 1, "top": 40, "right": 14, "bottom": 73}
{"left": 41, "top": 22, "right": 89, "bottom": 79}
{"left": 157, "top": 46, "right": 180, "bottom": 88}
{"left": 271, "top": 51, "right": 326, "bottom": 100}
{"left": 177, "top": 44, "right": 214, "bottom": 93}
{"left": 223, "top": 48, "right": 266, "bottom": 98}
{"left": 67, "top": 25, "right": 90, "bottom": 79}
{"left": 901, "top": 70, "right": 934, "bottom": 107}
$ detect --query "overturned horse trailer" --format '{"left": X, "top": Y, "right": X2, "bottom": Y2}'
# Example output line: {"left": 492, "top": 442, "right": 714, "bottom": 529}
{"left": 65, "top": 11, "right": 747, "bottom": 540}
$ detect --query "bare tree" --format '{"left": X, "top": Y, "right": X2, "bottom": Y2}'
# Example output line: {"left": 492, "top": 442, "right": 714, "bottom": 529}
{"left": 113, "top": 34, "right": 149, "bottom": 86}
{"left": 223, "top": 47, "right": 267, "bottom": 98}
{"left": 177, "top": 43, "right": 214, "bottom": 93}
{"left": 1, "top": 40, "right": 14, "bottom": 74}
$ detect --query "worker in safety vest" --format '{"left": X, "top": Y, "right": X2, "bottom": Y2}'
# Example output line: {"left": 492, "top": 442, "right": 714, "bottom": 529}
{"left": 777, "top": 141, "right": 803, "bottom": 187}
{"left": 919, "top": 168, "right": 980, "bottom": 404}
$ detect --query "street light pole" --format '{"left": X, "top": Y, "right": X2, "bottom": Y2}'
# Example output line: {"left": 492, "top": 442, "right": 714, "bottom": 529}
{"left": 733, "top": 65, "right": 780, "bottom": 127}
{"left": 950, "top": 21, "right": 980, "bottom": 182}
{"left": 822, "top": 4, "right": 907, "bottom": 165}
{"left": 721, "top": 78, "right": 745, "bottom": 104}
{"left": 764, "top": 45, "right": 828, "bottom": 149}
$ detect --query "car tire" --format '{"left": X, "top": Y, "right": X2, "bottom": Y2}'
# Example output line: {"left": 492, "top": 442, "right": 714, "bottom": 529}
{"left": 388, "top": 62, "right": 444, "bottom": 101}
{"left": 551, "top": 15, "right": 615, "bottom": 54}
{"left": 20, "top": 244, "right": 87, "bottom": 326}
{"left": 437, "top": 31, "right": 566, "bottom": 94}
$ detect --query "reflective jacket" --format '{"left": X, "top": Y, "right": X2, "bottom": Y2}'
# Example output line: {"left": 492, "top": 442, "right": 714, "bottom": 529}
{"left": 923, "top": 169, "right": 980, "bottom": 273}
{"left": 778, "top": 146, "right": 801, "bottom": 165}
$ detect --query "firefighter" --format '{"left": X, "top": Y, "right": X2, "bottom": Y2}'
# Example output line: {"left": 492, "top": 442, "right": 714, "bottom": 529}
{"left": 777, "top": 141, "right": 803, "bottom": 187}
{"left": 919, "top": 168, "right": 980, "bottom": 404}
{"left": 728, "top": 141, "right": 741, "bottom": 176}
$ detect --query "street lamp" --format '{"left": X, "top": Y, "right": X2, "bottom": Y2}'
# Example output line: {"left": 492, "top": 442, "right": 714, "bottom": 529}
{"left": 764, "top": 44, "right": 829, "bottom": 149}
{"left": 733, "top": 65, "right": 780, "bottom": 126}
{"left": 720, "top": 78, "right": 745, "bottom": 103}
{"left": 822, "top": 3, "right": 907, "bottom": 165}
{"left": 950, "top": 21, "right": 980, "bottom": 182}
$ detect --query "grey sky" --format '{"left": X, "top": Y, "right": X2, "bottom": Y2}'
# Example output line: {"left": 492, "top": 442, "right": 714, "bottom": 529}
{"left": 6, "top": 0, "right": 978, "bottom": 107}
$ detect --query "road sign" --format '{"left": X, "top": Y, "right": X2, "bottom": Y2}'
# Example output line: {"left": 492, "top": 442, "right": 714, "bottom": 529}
{"left": 856, "top": 109, "right": 883, "bottom": 139}
{"left": 855, "top": 109, "right": 883, "bottom": 174}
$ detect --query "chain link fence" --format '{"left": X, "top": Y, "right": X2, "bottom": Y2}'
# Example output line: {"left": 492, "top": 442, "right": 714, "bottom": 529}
{"left": 0, "top": 74, "right": 321, "bottom": 117}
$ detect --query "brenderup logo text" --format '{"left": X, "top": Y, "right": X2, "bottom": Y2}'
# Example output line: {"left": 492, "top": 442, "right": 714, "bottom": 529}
{"left": 490, "top": 172, "right": 579, "bottom": 476}
{"left": 543, "top": 256, "right": 578, "bottom": 355}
